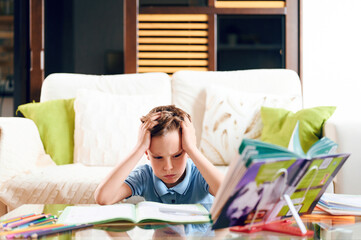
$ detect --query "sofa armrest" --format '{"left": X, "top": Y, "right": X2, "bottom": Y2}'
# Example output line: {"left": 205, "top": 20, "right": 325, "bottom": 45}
{"left": 0, "top": 117, "right": 55, "bottom": 182}
{"left": 324, "top": 113, "right": 361, "bottom": 194}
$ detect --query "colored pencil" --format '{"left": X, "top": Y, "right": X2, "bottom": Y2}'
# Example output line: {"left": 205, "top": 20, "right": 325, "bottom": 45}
{"left": 27, "top": 224, "right": 93, "bottom": 239}
{"left": 301, "top": 214, "right": 355, "bottom": 221}
{"left": 0, "top": 223, "right": 65, "bottom": 236}
{"left": 0, "top": 214, "right": 36, "bottom": 228}
{"left": 30, "top": 218, "right": 57, "bottom": 227}
{"left": 17, "top": 217, "right": 56, "bottom": 228}
{"left": 6, "top": 214, "right": 49, "bottom": 229}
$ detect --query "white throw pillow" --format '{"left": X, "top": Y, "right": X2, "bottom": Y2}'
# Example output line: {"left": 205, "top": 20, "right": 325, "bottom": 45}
{"left": 73, "top": 89, "right": 170, "bottom": 166}
{"left": 199, "top": 86, "right": 302, "bottom": 166}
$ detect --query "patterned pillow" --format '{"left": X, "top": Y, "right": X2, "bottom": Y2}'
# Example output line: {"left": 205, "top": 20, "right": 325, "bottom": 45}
{"left": 73, "top": 89, "right": 169, "bottom": 166}
{"left": 199, "top": 86, "right": 302, "bottom": 165}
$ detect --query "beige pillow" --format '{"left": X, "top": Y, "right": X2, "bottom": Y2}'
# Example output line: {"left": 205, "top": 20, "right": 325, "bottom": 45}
{"left": 73, "top": 89, "right": 170, "bottom": 166}
{"left": 199, "top": 86, "right": 302, "bottom": 165}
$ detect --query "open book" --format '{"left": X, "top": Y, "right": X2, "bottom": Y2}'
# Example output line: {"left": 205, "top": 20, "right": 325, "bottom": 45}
{"left": 211, "top": 123, "right": 350, "bottom": 229}
{"left": 57, "top": 201, "right": 210, "bottom": 225}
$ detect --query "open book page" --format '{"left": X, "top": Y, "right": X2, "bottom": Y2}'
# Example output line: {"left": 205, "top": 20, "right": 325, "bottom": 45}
{"left": 241, "top": 139, "right": 299, "bottom": 165}
{"left": 268, "top": 153, "right": 349, "bottom": 221}
{"left": 210, "top": 154, "right": 247, "bottom": 220}
{"left": 288, "top": 121, "right": 338, "bottom": 159}
{"left": 212, "top": 157, "right": 305, "bottom": 229}
{"left": 135, "top": 201, "right": 210, "bottom": 224}
{"left": 306, "top": 137, "right": 338, "bottom": 158}
{"left": 211, "top": 138, "right": 301, "bottom": 222}
{"left": 57, "top": 204, "right": 136, "bottom": 225}
{"left": 288, "top": 121, "right": 305, "bottom": 157}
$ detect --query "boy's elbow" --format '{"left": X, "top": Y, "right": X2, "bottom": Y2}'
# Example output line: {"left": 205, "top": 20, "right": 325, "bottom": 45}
{"left": 94, "top": 189, "right": 123, "bottom": 205}
{"left": 96, "top": 198, "right": 109, "bottom": 205}
{"left": 94, "top": 193, "right": 112, "bottom": 205}
{"left": 94, "top": 188, "right": 110, "bottom": 205}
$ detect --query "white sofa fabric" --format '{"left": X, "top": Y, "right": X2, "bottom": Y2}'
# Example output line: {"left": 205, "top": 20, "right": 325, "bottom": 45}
{"left": 2, "top": 69, "right": 348, "bottom": 216}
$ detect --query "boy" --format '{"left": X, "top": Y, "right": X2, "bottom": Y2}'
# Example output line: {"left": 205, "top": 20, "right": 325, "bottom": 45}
{"left": 94, "top": 105, "right": 224, "bottom": 207}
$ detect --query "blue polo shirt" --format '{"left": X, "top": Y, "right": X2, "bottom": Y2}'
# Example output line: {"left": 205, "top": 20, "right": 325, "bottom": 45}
{"left": 124, "top": 159, "right": 214, "bottom": 209}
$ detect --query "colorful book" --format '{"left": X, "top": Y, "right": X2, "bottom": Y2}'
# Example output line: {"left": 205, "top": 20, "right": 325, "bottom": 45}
{"left": 211, "top": 123, "right": 350, "bottom": 229}
{"left": 57, "top": 201, "right": 210, "bottom": 225}
{"left": 317, "top": 193, "right": 361, "bottom": 215}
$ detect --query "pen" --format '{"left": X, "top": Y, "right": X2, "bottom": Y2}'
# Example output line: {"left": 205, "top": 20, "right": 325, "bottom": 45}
{"left": 159, "top": 207, "right": 209, "bottom": 216}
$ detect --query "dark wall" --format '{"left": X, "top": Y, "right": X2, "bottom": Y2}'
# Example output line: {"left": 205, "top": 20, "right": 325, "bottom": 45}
{"left": 14, "top": 0, "right": 29, "bottom": 111}
{"left": 45, "top": 0, "right": 74, "bottom": 76}
{"left": 45, "top": 0, "right": 123, "bottom": 76}
{"left": 73, "top": 0, "right": 123, "bottom": 74}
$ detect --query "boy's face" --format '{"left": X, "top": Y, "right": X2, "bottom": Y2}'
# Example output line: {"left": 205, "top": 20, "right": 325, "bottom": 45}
{"left": 146, "top": 130, "right": 188, "bottom": 188}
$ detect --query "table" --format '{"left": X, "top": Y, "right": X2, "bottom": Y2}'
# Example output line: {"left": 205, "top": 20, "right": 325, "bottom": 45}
{"left": 2, "top": 204, "right": 361, "bottom": 239}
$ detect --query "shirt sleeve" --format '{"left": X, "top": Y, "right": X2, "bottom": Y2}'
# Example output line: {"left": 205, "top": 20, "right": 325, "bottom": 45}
{"left": 124, "top": 164, "right": 150, "bottom": 197}
{"left": 192, "top": 163, "right": 210, "bottom": 193}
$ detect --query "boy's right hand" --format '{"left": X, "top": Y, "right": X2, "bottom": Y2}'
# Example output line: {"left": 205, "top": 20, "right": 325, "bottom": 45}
{"left": 136, "top": 112, "right": 161, "bottom": 152}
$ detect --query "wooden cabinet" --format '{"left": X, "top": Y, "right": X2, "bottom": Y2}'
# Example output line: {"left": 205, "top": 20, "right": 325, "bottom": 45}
{"left": 124, "top": 0, "right": 299, "bottom": 75}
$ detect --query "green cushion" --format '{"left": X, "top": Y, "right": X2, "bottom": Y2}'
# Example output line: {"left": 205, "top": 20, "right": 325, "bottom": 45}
{"left": 17, "top": 98, "right": 75, "bottom": 165}
{"left": 260, "top": 106, "right": 336, "bottom": 153}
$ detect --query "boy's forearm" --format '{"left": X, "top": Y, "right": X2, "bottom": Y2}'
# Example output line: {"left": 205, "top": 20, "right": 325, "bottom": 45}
{"left": 187, "top": 147, "right": 224, "bottom": 196}
{"left": 94, "top": 146, "right": 145, "bottom": 205}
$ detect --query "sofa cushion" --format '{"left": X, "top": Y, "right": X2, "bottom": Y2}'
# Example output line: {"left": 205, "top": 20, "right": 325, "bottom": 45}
{"left": 0, "top": 164, "right": 228, "bottom": 211}
{"left": 261, "top": 106, "right": 337, "bottom": 153}
{"left": 172, "top": 69, "right": 302, "bottom": 147}
{"left": 0, "top": 164, "right": 109, "bottom": 210}
{"left": 17, "top": 98, "right": 75, "bottom": 165}
{"left": 73, "top": 89, "right": 170, "bottom": 166}
{"left": 0, "top": 118, "right": 55, "bottom": 183}
{"left": 199, "top": 86, "right": 302, "bottom": 165}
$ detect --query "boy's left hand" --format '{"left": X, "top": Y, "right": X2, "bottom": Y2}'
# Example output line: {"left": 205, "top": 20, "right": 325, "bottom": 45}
{"left": 181, "top": 117, "right": 197, "bottom": 154}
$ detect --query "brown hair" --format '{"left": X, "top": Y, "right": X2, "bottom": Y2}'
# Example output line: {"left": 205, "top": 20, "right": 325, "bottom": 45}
{"left": 140, "top": 105, "right": 191, "bottom": 137}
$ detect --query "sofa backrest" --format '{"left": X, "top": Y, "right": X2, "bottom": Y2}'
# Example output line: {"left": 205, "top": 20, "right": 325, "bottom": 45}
{"left": 172, "top": 69, "right": 303, "bottom": 145}
{"left": 40, "top": 69, "right": 302, "bottom": 157}
{"left": 40, "top": 72, "right": 172, "bottom": 103}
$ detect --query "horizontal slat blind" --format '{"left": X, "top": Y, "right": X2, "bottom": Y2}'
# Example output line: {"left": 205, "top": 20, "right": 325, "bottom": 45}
{"left": 138, "top": 14, "right": 209, "bottom": 74}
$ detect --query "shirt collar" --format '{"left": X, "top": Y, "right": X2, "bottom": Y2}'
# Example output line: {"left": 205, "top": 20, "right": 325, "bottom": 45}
{"left": 153, "top": 159, "right": 192, "bottom": 197}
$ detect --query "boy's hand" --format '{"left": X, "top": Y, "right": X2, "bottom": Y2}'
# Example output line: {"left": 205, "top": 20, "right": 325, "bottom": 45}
{"left": 136, "top": 112, "right": 160, "bottom": 152}
{"left": 181, "top": 117, "right": 197, "bottom": 154}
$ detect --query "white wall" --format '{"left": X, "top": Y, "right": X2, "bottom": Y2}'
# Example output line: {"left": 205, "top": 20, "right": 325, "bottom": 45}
{"left": 302, "top": 0, "right": 361, "bottom": 194}
{"left": 302, "top": 0, "right": 361, "bottom": 112}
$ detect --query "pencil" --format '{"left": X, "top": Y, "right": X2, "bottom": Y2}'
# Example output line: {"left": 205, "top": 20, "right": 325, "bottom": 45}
{"left": 6, "top": 214, "right": 50, "bottom": 229}
{"left": 0, "top": 213, "right": 36, "bottom": 228}
{"left": 0, "top": 224, "right": 65, "bottom": 236}
{"left": 301, "top": 214, "right": 355, "bottom": 221}
{"left": 27, "top": 224, "right": 93, "bottom": 239}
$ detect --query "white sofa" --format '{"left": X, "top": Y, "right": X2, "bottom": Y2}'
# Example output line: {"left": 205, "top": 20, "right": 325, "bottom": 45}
{"left": 0, "top": 69, "right": 353, "bottom": 216}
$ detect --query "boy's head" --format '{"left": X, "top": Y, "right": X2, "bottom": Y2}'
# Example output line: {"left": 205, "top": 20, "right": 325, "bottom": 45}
{"left": 140, "top": 105, "right": 191, "bottom": 137}
{"left": 141, "top": 105, "right": 191, "bottom": 188}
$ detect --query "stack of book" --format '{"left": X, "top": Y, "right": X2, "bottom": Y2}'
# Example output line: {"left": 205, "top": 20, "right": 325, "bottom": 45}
{"left": 318, "top": 193, "right": 361, "bottom": 215}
